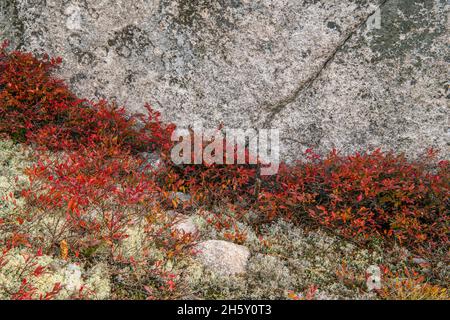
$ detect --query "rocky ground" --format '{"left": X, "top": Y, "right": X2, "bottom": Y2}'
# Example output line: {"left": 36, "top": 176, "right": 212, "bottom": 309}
{"left": 1, "top": 139, "right": 447, "bottom": 300}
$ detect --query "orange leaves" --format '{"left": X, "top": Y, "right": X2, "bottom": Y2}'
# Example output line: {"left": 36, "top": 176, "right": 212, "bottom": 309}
{"left": 11, "top": 233, "right": 31, "bottom": 248}
{"left": 67, "top": 198, "right": 77, "bottom": 212}
{"left": 223, "top": 226, "right": 248, "bottom": 245}
{"left": 287, "top": 291, "right": 301, "bottom": 300}
{"left": 340, "top": 208, "right": 352, "bottom": 224}
{"left": 60, "top": 240, "right": 69, "bottom": 260}
{"left": 171, "top": 198, "right": 179, "bottom": 209}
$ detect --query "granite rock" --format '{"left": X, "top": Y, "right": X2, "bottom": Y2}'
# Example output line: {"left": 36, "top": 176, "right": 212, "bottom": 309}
{"left": 0, "top": 0, "right": 448, "bottom": 160}
{"left": 196, "top": 240, "right": 250, "bottom": 275}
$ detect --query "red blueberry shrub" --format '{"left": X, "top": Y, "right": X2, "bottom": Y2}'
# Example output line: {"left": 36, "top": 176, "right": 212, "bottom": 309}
{"left": 257, "top": 149, "right": 449, "bottom": 253}
{"left": 0, "top": 41, "right": 190, "bottom": 299}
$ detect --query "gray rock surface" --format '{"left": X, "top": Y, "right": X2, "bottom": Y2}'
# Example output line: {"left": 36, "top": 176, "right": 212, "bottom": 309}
{"left": 1, "top": 0, "right": 448, "bottom": 160}
{"left": 138, "top": 151, "right": 162, "bottom": 171}
{"left": 196, "top": 240, "right": 250, "bottom": 275}
{"left": 412, "top": 257, "right": 429, "bottom": 265}
{"left": 170, "top": 191, "right": 192, "bottom": 203}
{"left": 172, "top": 215, "right": 198, "bottom": 234}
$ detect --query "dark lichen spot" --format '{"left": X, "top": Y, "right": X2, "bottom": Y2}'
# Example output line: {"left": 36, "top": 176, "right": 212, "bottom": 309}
{"left": 78, "top": 51, "right": 95, "bottom": 65}
{"left": 107, "top": 25, "right": 152, "bottom": 58}
{"left": 124, "top": 71, "right": 137, "bottom": 86}
{"left": 0, "top": 0, "right": 25, "bottom": 49}
{"left": 69, "top": 72, "right": 87, "bottom": 84}
{"left": 88, "top": 7, "right": 99, "bottom": 20}
{"left": 327, "top": 21, "right": 341, "bottom": 32}
{"left": 67, "top": 33, "right": 82, "bottom": 48}
{"left": 301, "top": 49, "right": 311, "bottom": 59}
{"left": 171, "top": 0, "right": 242, "bottom": 29}
{"left": 367, "top": 0, "right": 446, "bottom": 61}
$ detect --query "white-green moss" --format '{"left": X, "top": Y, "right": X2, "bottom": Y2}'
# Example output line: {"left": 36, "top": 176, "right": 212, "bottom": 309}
{"left": 84, "top": 263, "right": 111, "bottom": 300}
{"left": 180, "top": 212, "right": 396, "bottom": 299}
{"left": 0, "top": 139, "right": 32, "bottom": 220}
{"left": 0, "top": 248, "right": 111, "bottom": 299}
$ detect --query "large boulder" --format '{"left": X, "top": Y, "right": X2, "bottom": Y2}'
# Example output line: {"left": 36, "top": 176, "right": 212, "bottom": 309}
{"left": 195, "top": 240, "right": 250, "bottom": 276}
{"left": 1, "top": 0, "right": 448, "bottom": 160}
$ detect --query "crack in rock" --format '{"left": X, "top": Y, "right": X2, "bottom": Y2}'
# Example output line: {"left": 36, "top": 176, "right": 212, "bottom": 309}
{"left": 262, "top": 0, "right": 391, "bottom": 128}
